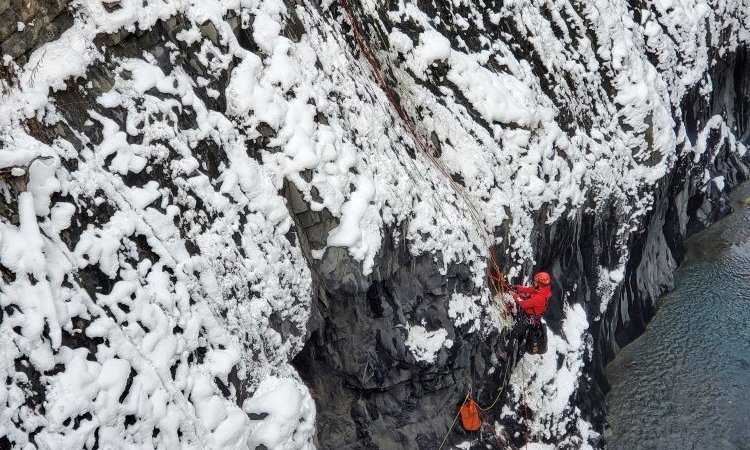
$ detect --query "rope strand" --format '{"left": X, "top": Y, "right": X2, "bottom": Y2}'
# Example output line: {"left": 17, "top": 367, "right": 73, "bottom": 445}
{"left": 437, "top": 391, "right": 472, "bottom": 450}
{"left": 337, "top": 0, "right": 492, "bottom": 247}
{"left": 336, "top": 6, "right": 531, "bottom": 447}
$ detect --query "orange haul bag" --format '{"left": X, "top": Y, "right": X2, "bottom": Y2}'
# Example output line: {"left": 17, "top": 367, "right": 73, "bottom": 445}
{"left": 460, "top": 398, "right": 481, "bottom": 431}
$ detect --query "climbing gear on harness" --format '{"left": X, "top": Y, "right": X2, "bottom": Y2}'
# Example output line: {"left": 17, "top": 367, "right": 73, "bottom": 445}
{"left": 524, "top": 315, "right": 541, "bottom": 325}
{"left": 510, "top": 313, "right": 549, "bottom": 357}
{"left": 534, "top": 271, "right": 551, "bottom": 286}
{"left": 460, "top": 397, "right": 481, "bottom": 431}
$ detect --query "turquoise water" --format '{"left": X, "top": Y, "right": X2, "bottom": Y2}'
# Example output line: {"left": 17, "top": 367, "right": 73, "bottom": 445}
{"left": 605, "top": 182, "right": 750, "bottom": 450}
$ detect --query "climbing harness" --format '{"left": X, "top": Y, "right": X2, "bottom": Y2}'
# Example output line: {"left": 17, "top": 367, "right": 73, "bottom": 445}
{"left": 525, "top": 320, "right": 548, "bottom": 355}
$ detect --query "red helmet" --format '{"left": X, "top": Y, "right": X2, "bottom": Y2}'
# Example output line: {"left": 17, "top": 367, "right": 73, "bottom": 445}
{"left": 534, "top": 271, "right": 551, "bottom": 286}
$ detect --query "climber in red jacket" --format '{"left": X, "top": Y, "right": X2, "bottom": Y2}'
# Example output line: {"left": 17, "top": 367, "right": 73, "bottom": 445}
{"left": 506, "top": 271, "right": 553, "bottom": 354}
{"left": 512, "top": 271, "right": 552, "bottom": 320}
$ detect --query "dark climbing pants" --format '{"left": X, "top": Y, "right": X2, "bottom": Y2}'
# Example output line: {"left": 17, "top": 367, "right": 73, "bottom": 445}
{"left": 510, "top": 319, "right": 528, "bottom": 344}
{"left": 509, "top": 315, "right": 543, "bottom": 349}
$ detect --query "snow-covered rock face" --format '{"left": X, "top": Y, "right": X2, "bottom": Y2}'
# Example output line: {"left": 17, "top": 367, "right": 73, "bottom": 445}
{"left": 0, "top": 0, "right": 748, "bottom": 449}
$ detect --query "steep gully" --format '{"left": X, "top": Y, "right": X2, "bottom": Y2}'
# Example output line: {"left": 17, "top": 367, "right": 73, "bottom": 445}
{"left": 289, "top": 7, "right": 750, "bottom": 450}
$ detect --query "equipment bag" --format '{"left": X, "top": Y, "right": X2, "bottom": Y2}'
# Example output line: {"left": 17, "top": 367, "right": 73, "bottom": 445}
{"left": 460, "top": 397, "right": 481, "bottom": 431}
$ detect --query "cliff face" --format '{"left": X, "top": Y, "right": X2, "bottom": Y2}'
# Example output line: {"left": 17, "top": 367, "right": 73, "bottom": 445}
{"left": 599, "top": 46, "right": 750, "bottom": 377}
{"left": 588, "top": 45, "right": 750, "bottom": 437}
{"left": 0, "top": 0, "right": 748, "bottom": 449}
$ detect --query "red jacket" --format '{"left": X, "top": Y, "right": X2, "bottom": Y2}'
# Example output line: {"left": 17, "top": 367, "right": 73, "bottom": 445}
{"left": 513, "top": 284, "right": 552, "bottom": 316}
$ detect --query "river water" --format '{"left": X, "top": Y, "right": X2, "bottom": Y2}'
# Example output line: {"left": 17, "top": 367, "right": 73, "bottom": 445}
{"left": 605, "top": 182, "right": 750, "bottom": 450}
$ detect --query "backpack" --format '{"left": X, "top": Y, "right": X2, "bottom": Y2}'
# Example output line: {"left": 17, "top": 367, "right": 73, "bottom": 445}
{"left": 459, "top": 397, "right": 481, "bottom": 431}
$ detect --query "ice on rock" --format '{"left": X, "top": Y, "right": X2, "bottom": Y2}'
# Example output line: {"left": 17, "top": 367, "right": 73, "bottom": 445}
{"left": 411, "top": 29, "right": 452, "bottom": 74}
{"left": 389, "top": 29, "right": 414, "bottom": 54}
{"left": 448, "top": 293, "right": 484, "bottom": 333}
{"left": 712, "top": 175, "right": 726, "bottom": 191}
{"left": 326, "top": 174, "right": 378, "bottom": 273}
{"left": 245, "top": 377, "right": 316, "bottom": 450}
{"left": 0, "top": 0, "right": 748, "bottom": 447}
{"left": 404, "top": 324, "right": 454, "bottom": 364}
{"left": 1, "top": 193, "right": 47, "bottom": 277}
{"left": 0, "top": 1, "right": 319, "bottom": 445}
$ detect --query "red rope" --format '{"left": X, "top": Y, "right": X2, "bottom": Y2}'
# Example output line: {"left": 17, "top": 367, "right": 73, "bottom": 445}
{"left": 339, "top": 0, "right": 410, "bottom": 123}
{"left": 336, "top": 0, "right": 490, "bottom": 244}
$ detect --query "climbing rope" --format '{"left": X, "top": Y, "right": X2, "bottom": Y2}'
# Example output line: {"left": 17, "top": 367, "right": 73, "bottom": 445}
{"left": 434, "top": 253, "right": 523, "bottom": 448}
{"left": 476, "top": 357, "right": 513, "bottom": 412}
{"left": 520, "top": 362, "right": 531, "bottom": 450}
{"left": 337, "top": 0, "right": 518, "bottom": 325}
{"left": 336, "top": 6, "right": 533, "bottom": 447}
{"left": 337, "top": 0, "right": 492, "bottom": 247}
{"left": 487, "top": 253, "right": 517, "bottom": 324}
{"left": 436, "top": 344, "right": 518, "bottom": 448}
{"left": 437, "top": 391, "right": 472, "bottom": 450}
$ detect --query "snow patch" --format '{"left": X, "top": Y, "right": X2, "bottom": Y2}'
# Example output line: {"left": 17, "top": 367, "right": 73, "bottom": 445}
{"left": 245, "top": 376, "right": 316, "bottom": 450}
{"left": 448, "top": 293, "right": 483, "bottom": 333}
{"left": 404, "top": 324, "right": 453, "bottom": 364}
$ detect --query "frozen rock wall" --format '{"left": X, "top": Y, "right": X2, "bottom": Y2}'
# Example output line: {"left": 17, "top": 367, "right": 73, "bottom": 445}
{"left": 0, "top": 0, "right": 748, "bottom": 449}
{"left": 0, "top": 0, "right": 72, "bottom": 61}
